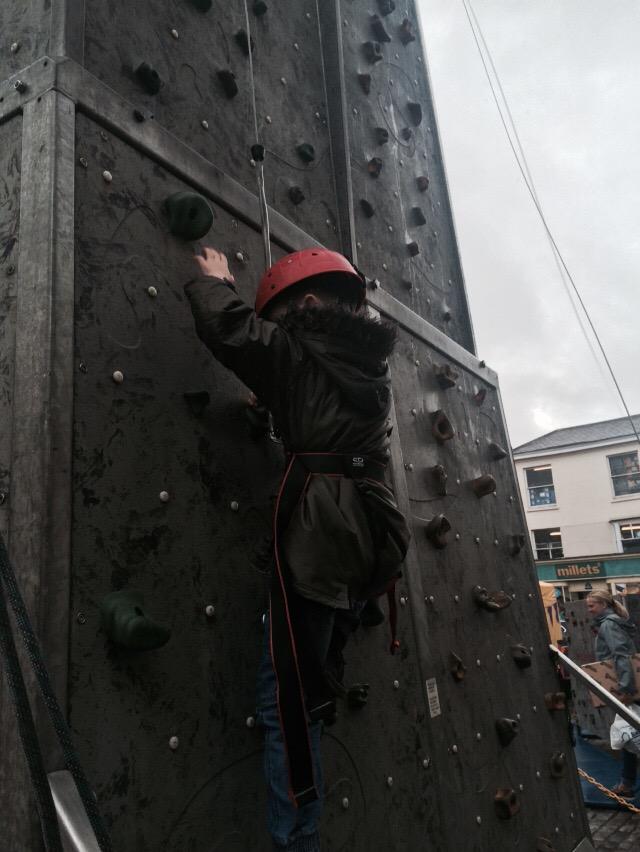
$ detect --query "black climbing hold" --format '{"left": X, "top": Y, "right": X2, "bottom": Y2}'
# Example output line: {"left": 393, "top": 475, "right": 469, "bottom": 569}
{"left": 399, "top": 18, "right": 416, "bottom": 45}
{"left": 289, "top": 186, "right": 305, "bottom": 205}
{"left": 511, "top": 644, "right": 532, "bottom": 669}
{"left": 407, "top": 101, "right": 422, "bottom": 126}
{"left": 347, "top": 683, "right": 370, "bottom": 709}
{"left": 495, "top": 718, "right": 519, "bottom": 747}
{"left": 401, "top": 127, "right": 413, "bottom": 142}
{"left": 407, "top": 241, "right": 420, "bottom": 257}
{"left": 183, "top": 391, "right": 211, "bottom": 417}
{"left": 296, "top": 143, "right": 315, "bottom": 163}
{"left": 368, "top": 157, "right": 383, "bottom": 178}
{"left": 550, "top": 752, "right": 566, "bottom": 778}
{"left": 134, "top": 62, "right": 161, "bottom": 95}
{"left": 218, "top": 69, "right": 238, "bottom": 98}
{"left": 235, "top": 29, "right": 255, "bottom": 55}
{"left": 443, "top": 308, "right": 452, "bottom": 322}
{"left": 472, "top": 586, "right": 512, "bottom": 612}
{"left": 472, "top": 387, "right": 487, "bottom": 406}
{"left": 488, "top": 441, "right": 508, "bottom": 460}
{"left": 450, "top": 652, "right": 466, "bottom": 682}
{"left": 510, "top": 534, "right": 526, "bottom": 556}
{"left": 245, "top": 397, "right": 271, "bottom": 440}
{"left": 374, "top": 127, "right": 390, "bottom": 145}
{"left": 411, "top": 207, "right": 427, "bottom": 227}
{"left": 377, "top": 0, "right": 395, "bottom": 16}
{"left": 360, "top": 598, "right": 385, "bottom": 628}
{"left": 133, "top": 109, "right": 146, "bottom": 122}
{"left": 253, "top": 0, "right": 268, "bottom": 15}
{"left": 251, "top": 143, "right": 265, "bottom": 161}
{"left": 425, "top": 514, "right": 451, "bottom": 549}
{"left": 416, "top": 175, "right": 429, "bottom": 192}
{"left": 371, "top": 14, "right": 392, "bottom": 42}
{"left": 363, "top": 41, "right": 384, "bottom": 64}
{"left": 494, "top": 789, "right": 520, "bottom": 820}
{"left": 537, "top": 840, "right": 556, "bottom": 852}
{"left": 189, "top": 0, "right": 212, "bottom": 10}
{"left": 358, "top": 73, "right": 372, "bottom": 95}
{"left": 431, "top": 410, "right": 455, "bottom": 443}
{"left": 401, "top": 279, "right": 413, "bottom": 290}
{"left": 100, "top": 590, "right": 171, "bottom": 651}
{"left": 544, "top": 692, "right": 566, "bottom": 711}
{"left": 164, "top": 192, "right": 213, "bottom": 241}
{"left": 430, "top": 464, "right": 448, "bottom": 497}
{"left": 469, "top": 474, "right": 497, "bottom": 498}
{"left": 434, "top": 364, "right": 458, "bottom": 389}
{"left": 359, "top": 199, "right": 375, "bottom": 218}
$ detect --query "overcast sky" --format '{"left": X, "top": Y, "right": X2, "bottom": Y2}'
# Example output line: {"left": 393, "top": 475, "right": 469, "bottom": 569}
{"left": 416, "top": 0, "right": 640, "bottom": 447}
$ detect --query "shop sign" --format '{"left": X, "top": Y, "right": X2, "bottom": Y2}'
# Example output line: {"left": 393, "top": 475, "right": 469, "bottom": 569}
{"left": 555, "top": 561, "right": 604, "bottom": 580}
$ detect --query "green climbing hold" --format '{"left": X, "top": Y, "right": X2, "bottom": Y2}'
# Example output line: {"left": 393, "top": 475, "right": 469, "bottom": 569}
{"left": 100, "top": 590, "right": 171, "bottom": 651}
{"left": 164, "top": 192, "right": 213, "bottom": 240}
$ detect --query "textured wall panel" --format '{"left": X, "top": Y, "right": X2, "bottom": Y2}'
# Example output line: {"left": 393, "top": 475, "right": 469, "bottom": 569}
{"left": 389, "top": 331, "right": 589, "bottom": 849}
{"left": 0, "top": 116, "right": 21, "bottom": 541}
{"left": 0, "top": 1, "right": 50, "bottom": 83}
{"left": 342, "top": 0, "right": 474, "bottom": 351}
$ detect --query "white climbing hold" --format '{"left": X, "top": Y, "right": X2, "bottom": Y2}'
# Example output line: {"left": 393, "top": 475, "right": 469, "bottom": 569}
{"left": 169, "top": 736, "right": 179, "bottom": 750}
{"left": 102, "top": 170, "right": 113, "bottom": 183}
{"left": 159, "top": 491, "right": 170, "bottom": 503}
{"left": 112, "top": 370, "right": 124, "bottom": 384}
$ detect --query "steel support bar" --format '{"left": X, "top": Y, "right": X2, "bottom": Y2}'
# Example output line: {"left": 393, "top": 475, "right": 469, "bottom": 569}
{"left": 550, "top": 645, "right": 640, "bottom": 729}
{"left": 49, "top": 771, "right": 101, "bottom": 852}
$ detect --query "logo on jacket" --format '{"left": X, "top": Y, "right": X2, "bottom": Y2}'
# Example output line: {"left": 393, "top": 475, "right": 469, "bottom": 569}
{"left": 352, "top": 456, "right": 365, "bottom": 467}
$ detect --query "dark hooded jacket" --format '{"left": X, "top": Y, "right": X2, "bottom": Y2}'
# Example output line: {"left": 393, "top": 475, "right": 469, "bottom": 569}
{"left": 593, "top": 609, "right": 638, "bottom": 694}
{"left": 184, "top": 275, "right": 410, "bottom": 609}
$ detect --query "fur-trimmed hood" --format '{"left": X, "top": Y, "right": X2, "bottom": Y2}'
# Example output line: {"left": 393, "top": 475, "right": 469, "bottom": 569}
{"left": 279, "top": 304, "right": 397, "bottom": 417}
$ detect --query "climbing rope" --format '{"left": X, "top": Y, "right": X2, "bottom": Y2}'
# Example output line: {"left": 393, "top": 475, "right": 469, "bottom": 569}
{"left": 0, "top": 532, "right": 112, "bottom": 851}
{"left": 578, "top": 768, "right": 640, "bottom": 814}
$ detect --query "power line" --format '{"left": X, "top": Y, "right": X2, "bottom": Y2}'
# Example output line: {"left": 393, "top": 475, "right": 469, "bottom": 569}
{"left": 460, "top": 0, "right": 640, "bottom": 445}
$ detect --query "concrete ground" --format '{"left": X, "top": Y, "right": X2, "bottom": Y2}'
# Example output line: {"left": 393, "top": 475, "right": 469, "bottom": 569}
{"left": 588, "top": 807, "right": 640, "bottom": 850}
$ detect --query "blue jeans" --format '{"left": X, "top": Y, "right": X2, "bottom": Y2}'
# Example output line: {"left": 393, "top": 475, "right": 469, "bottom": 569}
{"left": 256, "top": 598, "right": 335, "bottom": 851}
{"left": 622, "top": 749, "right": 638, "bottom": 787}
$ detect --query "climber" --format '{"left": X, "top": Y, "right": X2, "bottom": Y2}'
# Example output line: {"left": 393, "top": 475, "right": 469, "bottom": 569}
{"left": 184, "top": 246, "right": 410, "bottom": 852}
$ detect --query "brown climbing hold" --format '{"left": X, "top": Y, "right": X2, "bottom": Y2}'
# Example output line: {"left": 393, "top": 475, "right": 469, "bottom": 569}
{"left": 368, "top": 157, "right": 383, "bottom": 178}
{"left": 377, "top": 0, "right": 395, "bottom": 16}
{"left": 550, "top": 751, "right": 566, "bottom": 778}
{"left": 407, "top": 101, "right": 422, "bottom": 126}
{"left": 472, "top": 586, "right": 512, "bottom": 612}
{"left": 472, "top": 387, "right": 487, "bottom": 406}
{"left": 134, "top": 62, "right": 162, "bottom": 95}
{"left": 296, "top": 143, "right": 315, "bottom": 163}
{"left": 401, "top": 127, "right": 413, "bottom": 142}
{"left": 358, "top": 73, "right": 372, "bottom": 95}
{"left": 495, "top": 718, "right": 519, "bottom": 747}
{"left": 425, "top": 514, "right": 451, "bottom": 549}
{"left": 510, "top": 534, "right": 526, "bottom": 556}
{"left": 252, "top": 0, "right": 268, "bottom": 14}
{"left": 371, "top": 14, "right": 391, "bottom": 42}
{"left": 434, "top": 364, "right": 459, "bottom": 390}
{"left": 359, "top": 199, "right": 375, "bottom": 218}
{"left": 363, "top": 41, "right": 384, "bottom": 64}
{"left": 431, "top": 410, "right": 455, "bottom": 443}
{"left": 449, "top": 652, "right": 466, "bottom": 682}
{"left": 374, "top": 127, "right": 390, "bottom": 145}
{"left": 469, "top": 474, "right": 497, "bottom": 498}
{"left": 411, "top": 207, "right": 427, "bottom": 226}
{"left": 407, "top": 241, "right": 420, "bottom": 257}
{"left": 235, "top": 29, "right": 255, "bottom": 55}
{"left": 217, "top": 69, "right": 238, "bottom": 98}
{"left": 399, "top": 18, "right": 416, "bottom": 45}
{"left": 488, "top": 442, "right": 508, "bottom": 460}
{"left": 416, "top": 175, "right": 429, "bottom": 192}
{"left": 544, "top": 692, "right": 566, "bottom": 711}
{"left": 536, "top": 840, "right": 556, "bottom": 852}
{"left": 510, "top": 644, "right": 532, "bottom": 669}
{"left": 288, "top": 186, "right": 305, "bottom": 205}
{"left": 494, "top": 788, "right": 520, "bottom": 820}
{"left": 430, "top": 464, "right": 448, "bottom": 497}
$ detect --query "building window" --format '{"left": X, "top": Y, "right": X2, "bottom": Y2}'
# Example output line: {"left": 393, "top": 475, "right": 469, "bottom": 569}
{"left": 525, "top": 465, "right": 556, "bottom": 507}
{"left": 608, "top": 451, "right": 640, "bottom": 497}
{"left": 532, "top": 528, "right": 563, "bottom": 560}
{"left": 617, "top": 519, "right": 640, "bottom": 554}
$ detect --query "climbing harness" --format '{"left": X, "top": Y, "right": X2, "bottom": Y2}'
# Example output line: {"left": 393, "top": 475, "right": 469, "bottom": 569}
{"left": 0, "top": 532, "right": 112, "bottom": 851}
{"left": 578, "top": 768, "right": 640, "bottom": 814}
{"left": 270, "top": 452, "right": 389, "bottom": 807}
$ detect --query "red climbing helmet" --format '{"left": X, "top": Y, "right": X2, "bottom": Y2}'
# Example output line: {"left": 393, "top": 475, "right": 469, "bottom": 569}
{"left": 255, "top": 248, "right": 366, "bottom": 316}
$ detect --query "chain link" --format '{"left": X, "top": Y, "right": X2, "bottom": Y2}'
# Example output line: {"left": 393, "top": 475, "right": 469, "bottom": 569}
{"left": 578, "top": 768, "right": 640, "bottom": 814}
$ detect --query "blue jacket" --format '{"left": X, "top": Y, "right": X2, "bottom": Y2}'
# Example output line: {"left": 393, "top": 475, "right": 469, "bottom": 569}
{"left": 594, "top": 609, "right": 637, "bottom": 694}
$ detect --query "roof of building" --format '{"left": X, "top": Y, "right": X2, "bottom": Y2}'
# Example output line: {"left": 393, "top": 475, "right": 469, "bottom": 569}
{"left": 513, "top": 414, "right": 640, "bottom": 455}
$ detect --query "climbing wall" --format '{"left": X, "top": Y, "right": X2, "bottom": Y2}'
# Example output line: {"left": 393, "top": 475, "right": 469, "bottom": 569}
{"left": 0, "top": 1, "right": 50, "bottom": 82}
{"left": 0, "top": 117, "right": 21, "bottom": 542}
{"left": 0, "top": 1, "right": 594, "bottom": 851}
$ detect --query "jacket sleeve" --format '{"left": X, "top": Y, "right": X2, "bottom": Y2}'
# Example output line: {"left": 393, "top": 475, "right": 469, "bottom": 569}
{"left": 600, "top": 619, "right": 637, "bottom": 694}
{"left": 184, "top": 275, "right": 290, "bottom": 405}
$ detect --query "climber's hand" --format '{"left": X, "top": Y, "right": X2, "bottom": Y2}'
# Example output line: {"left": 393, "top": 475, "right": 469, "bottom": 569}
{"left": 195, "top": 247, "right": 235, "bottom": 283}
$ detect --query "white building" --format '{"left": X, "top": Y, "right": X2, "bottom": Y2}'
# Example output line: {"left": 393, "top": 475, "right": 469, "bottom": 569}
{"left": 512, "top": 415, "right": 640, "bottom": 599}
